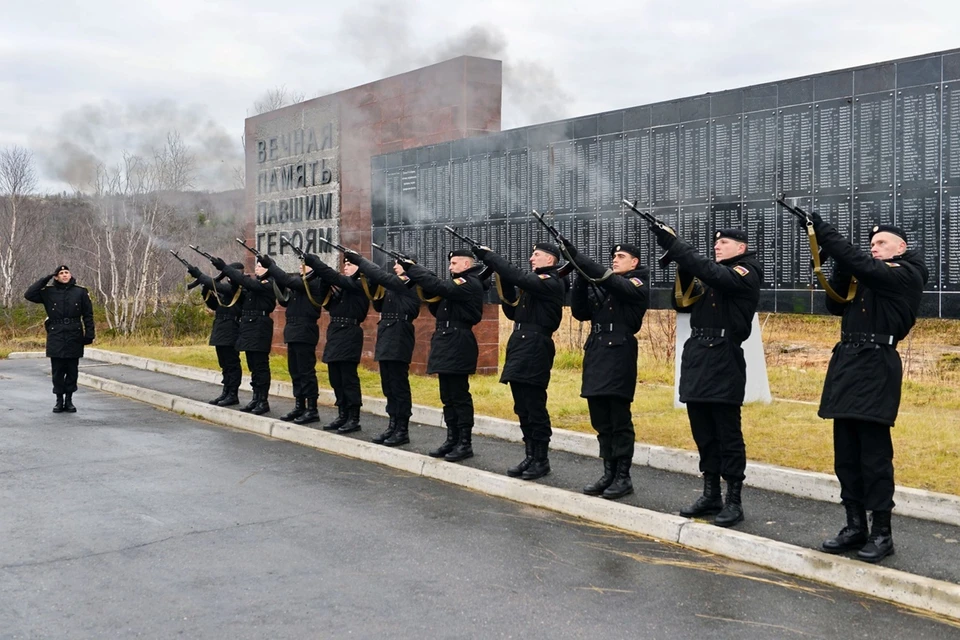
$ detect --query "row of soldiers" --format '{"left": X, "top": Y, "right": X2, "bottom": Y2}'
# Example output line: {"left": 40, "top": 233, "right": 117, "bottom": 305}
{"left": 160, "top": 211, "right": 927, "bottom": 566}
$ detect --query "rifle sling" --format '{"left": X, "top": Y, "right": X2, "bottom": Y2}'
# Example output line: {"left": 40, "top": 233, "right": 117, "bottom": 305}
{"left": 674, "top": 274, "right": 704, "bottom": 308}
{"left": 494, "top": 274, "right": 520, "bottom": 307}
{"left": 360, "top": 274, "right": 386, "bottom": 302}
{"left": 804, "top": 222, "right": 858, "bottom": 304}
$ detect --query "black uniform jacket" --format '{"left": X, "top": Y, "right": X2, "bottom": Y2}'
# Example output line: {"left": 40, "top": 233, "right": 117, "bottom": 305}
{"left": 306, "top": 256, "right": 370, "bottom": 364}
{"left": 406, "top": 263, "right": 484, "bottom": 375}
{"left": 194, "top": 272, "right": 241, "bottom": 348}
{"left": 484, "top": 251, "right": 566, "bottom": 389}
{"left": 814, "top": 221, "right": 928, "bottom": 426}
{"left": 25, "top": 276, "right": 95, "bottom": 359}
{"left": 668, "top": 240, "right": 762, "bottom": 406}
{"left": 356, "top": 258, "right": 420, "bottom": 363}
{"left": 219, "top": 264, "right": 277, "bottom": 353}
{"left": 570, "top": 254, "right": 649, "bottom": 401}
{"left": 266, "top": 264, "right": 328, "bottom": 346}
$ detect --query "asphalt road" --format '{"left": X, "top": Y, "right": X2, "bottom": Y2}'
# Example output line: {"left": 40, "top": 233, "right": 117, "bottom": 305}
{"left": 1, "top": 358, "right": 957, "bottom": 639}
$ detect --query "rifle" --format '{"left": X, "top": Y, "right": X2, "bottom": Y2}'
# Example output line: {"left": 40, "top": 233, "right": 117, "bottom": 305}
{"left": 622, "top": 198, "right": 675, "bottom": 234}
{"left": 235, "top": 237, "right": 264, "bottom": 258}
{"left": 317, "top": 236, "right": 351, "bottom": 253}
{"left": 189, "top": 244, "right": 215, "bottom": 261}
{"left": 371, "top": 242, "right": 412, "bottom": 263}
{"left": 443, "top": 225, "right": 482, "bottom": 248}
{"left": 169, "top": 250, "right": 204, "bottom": 289}
{"left": 279, "top": 235, "right": 306, "bottom": 259}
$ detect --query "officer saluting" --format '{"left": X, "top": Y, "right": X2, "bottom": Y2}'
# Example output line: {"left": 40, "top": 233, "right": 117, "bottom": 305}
{"left": 653, "top": 227, "right": 761, "bottom": 528}
{"left": 213, "top": 257, "right": 277, "bottom": 415}
{"left": 400, "top": 249, "right": 485, "bottom": 462}
{"left": 564, "top": 241, "right": 649, "bottom": 499}
{"left": 258, "top": 253, "right": 329, "bottom": 425}
{"left": 344, "top": 249, "right": 421, "bottom": 447}
{"left": 24, "top": 265, "right": 95, "bottom": 413}
{"left": 473, "top": 242, "right": 568, "bottom": 480}
{"left": 806, "top": 217, "right": 927, "bottom": 563}
{"left": 187, "top": 262, "right": 244, "bottom": 407}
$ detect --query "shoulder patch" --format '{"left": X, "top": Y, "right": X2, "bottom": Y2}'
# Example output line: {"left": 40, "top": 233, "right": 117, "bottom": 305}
{"left": 453, "top": 277, "right": 466, "bottom": 285}
{"left": 629, "top": 277, "right": 644, "bottom": 287}
{"left": 538, "top": 273, "right": 551, "bottom": 279}
{"left": 398, "top": 275, "right": 410, "bottom": 282}
{"left": 886, "top": 262, "right": 901, "bottom": 268}
{"left": 732, "top": 265, "right": 750, "bottom": 277}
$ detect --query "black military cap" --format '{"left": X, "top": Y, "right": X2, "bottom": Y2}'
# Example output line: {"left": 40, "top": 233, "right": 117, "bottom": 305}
{"left": 610, "top": 243, "right": 642, "bottom": 259}
{"left": 228, "top": 262, "right": 245, "bottom": 271}
{"left": 55, "top": 264, "right": 70, "bottom": 274}
{"left": 870, "top": 224, "right": 908, "bottom": 244}
{"left": 533, "top": 242, "right": 561, "bottom": 259}
{"left": 715, "top": 228, "right": 748, "bottom": 243}
{"left": 448, "top": 249, "right": 473, "bottom": 259}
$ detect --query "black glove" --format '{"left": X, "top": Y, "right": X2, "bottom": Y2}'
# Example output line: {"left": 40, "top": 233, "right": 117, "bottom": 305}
{"left": 558, "top": 235, "right": 578, "bottom": 259}
{"left": 210, "top": 256, "right": 226, "bottom": 271}
{"left": 343, "top": 249, "right": 363, "bottom": 265}
{"left": 652, "top": 224, "right": 677, "bottom": 250}
{"left": 187, "top": 266, "right": 202, "bottom": 278}
{"left": 304, "top": 253, "right": 323, "bottom": 270}
{"left": 83, "top": 336, "right": 94, "bottom": 345}
{"left": 397, "top": 256, "right": 416, "bottom": 270}
{"left": 47, "top": 273, "right": 58, "bottom": 281}
{"left": 257, "top": 254, "right": 273, "bottom": 268}
{"left": 471, "top": 245, "right": 491, "bottom": 260}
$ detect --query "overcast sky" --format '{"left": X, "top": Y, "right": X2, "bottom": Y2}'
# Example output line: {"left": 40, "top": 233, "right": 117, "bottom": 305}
{"left": 3, "top": 0, "right": 960, "bottom": 192}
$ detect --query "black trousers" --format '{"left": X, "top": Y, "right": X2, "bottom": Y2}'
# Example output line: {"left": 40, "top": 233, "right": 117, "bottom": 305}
{"left": 510, "top": 382, "right": 552, "bottom": 443}
{"left": 215, "top": 345, "right": 242, "bottom": 392}
{"left": 287, "top": 343, "right": 318, "bottom": 398}
{"left": 245, "top": 351, "right": 271, "bottom": 395}
{"left": 328, "top": 361, "right": 362, "bottom": 408}
{"left": 438, "top": 373, "right": 473, "bottom": 429}
{"left": 686, "top": 401, "right": 746, "bottom": 482}
{"left": 834, "top": 418, "right": 895, "bottom": 512}
{"left": 50, "top": 357, "right": 79, "bottom": 395}
{"left": 380, "top": 360, "right": 412, "bottom": 419}
{"left": 587, "top": 396, "right": 635, "bottom": 460}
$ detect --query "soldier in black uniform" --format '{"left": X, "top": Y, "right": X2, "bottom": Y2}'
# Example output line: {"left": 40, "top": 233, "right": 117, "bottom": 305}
{"left": 344, "top": 249, "right": 421, "bottom": 446}
{"left": 806, "top": 217, "right": 927, "bottom": 563}
{"left": 400, "top": 249, "right": 484, "bottom": 462}
{"left": 304, "top": 252, "right": 370, "bottom": 434}
{"left": 24, "top": 265, "right": 95, "bottom": 413}
{"left": 258, "top": 253, "right": 329, "bottom": 424}
{"left": 653, "top": 227, "right": 762, "bottom": 528}
{"left": 213, "top": 257, "right": 277, "bottom": 415}
{"left": 187, "top": 262, "right": 244, "bottom": 406}
{"left": 473, "top": 242, "right": 567, "bottom": 480}
{"left": 565, "top": 242, "right": 649, "bottom": 499}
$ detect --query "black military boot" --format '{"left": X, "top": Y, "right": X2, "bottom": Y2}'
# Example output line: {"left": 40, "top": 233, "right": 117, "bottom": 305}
{"left": 53, "top": 394, "right": 64, "bottom": 413}
{"left": 821, "top": 502, "right": 868, "bottom": 554}
{"left": 602, "top": 457, "right": 634, "bottom": 500}
{"left": 240, "top": 392, "right": 260, "bottom": 413}
{"left": 322, "top": 406, "right": 348, "bottom": 431}
{"left": 428, "top": 426, "right": 460, "bottom": 458}
{"left": 444, "top": 425, "right": 474, "bottom": 462}
{"left": 217, "top": 389, "right": 240, "bottom": 407}
{"left": 294, "top": 397, "right": 319, "bottom": 425}
{"left": 337, "top": 407, "right": 362, "bottom": 434}
{"left": 680, "top": 473, "right": 724, "bottom": 517}
{"left": 857, "top": 510, "right": 895, "bottom": 563}
{"left": 280, "top": 397, "right": 306, "bottom": 422}
{"left": 507, "top": 440, "right": 534, "bottom": 478}
{"left": 208, "top": 387, "right": 229, "bottom": 405}
{"left": 250, "top": 392, "right": 270, "bottom": 416}
{"left": 714, "top": 480, "right": 744, "bottom": 527}
{"left": 521, "top": 441, "right": 551, "bottom": 480}
{"left": 62, "top": 393, "right": 77, "bottom": 413}
{"left": 372, "top": 417, "right": 397, "bottom": 444}
{"left": 583, "top": 459, "right": 616, "bottom": 496}
{"left": 384, "top": 418, "right": 410, "bottom": 447}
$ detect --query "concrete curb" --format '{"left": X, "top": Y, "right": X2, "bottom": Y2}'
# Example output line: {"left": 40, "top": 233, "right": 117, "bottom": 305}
{"left": 65, "top": 348, "right": 960, "bottom": 528}
{"left": 6, "top": 351, "right": 45, "bottom": 359}
{"left": 75, "top": 369, "right": 960, "bottom": 621}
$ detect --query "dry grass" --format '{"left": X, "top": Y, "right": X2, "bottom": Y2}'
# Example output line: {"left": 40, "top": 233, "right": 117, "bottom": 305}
{"left": 7, "top": 309, "right": 960, "bottom": 496}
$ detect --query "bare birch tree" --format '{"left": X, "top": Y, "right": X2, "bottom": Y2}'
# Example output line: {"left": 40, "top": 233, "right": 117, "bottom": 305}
{"left": 0, "top": 147, "right": 38, "bottom": 307}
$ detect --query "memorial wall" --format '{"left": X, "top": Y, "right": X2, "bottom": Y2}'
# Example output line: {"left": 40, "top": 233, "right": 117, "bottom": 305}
{"left": 371, "top": 49, "right": 960, "bottom": 317}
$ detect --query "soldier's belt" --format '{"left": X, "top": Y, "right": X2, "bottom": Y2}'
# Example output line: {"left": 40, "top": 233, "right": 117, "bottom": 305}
{"left": 214, "top": 311, "right": 239, "bottom": 319}
{"left": 841, "top": 332, "right": 896, "bottom": 347}
{"left": 690, "top": 327, "right": 726, "bottom": 340}
{"left": 513, "top": 322, "right": 552, "bottom": 337}
{"left": 285, "top": 316, "right": 318, "bottom": 324}
{"left": 380, "top": 313, "right": 412, "bottom": 322}
{"left": 49, "top": 318, "right": 80, "bottom": 325}
{"left": 329, "top": 317, "right": 359, "bottom": 325}
{"left": 242, "top": 310, "right": 270, "bottom": 317}
{"left": 436, "top": 320, "right": 472, "bottom": 330}
{"left": 590, "top": 323, "right": 629, "bottom": 335}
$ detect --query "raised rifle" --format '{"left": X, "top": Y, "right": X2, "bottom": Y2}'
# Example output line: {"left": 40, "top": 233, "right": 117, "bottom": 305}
{"left": 317, "top": 236, "right": 351, "bottom": 253}
{"left": 443, "top": 225, "right": 482, "bottom": 248}
{"left": 169, "top": 250, "right": 203, "bottom": 289}
{"left": 777, "top": 197, "right": 857, "bottom": 303}
{"left": 371, "top": 242, "right": 412, "bottom": 263}
{"left": 622, "top": 198, "right": 701, "bottom": 305}
{"left": 189, "top": 244, "right": 215, "bottom": 261}
{"left": 235, "top": 237, "right": 264, "bottom": 258}
{"left": 278, "top": 235, "right": 307, "bottom": 259}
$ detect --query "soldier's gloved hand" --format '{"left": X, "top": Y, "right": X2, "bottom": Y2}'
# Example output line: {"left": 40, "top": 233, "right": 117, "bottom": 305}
{"left": 652, "top": 224, "right": 677, "bottom": 249}
{"left": 343, "top": 249, "right": 363, "bottom": 265}
{"left": 396, "top": 256, "right": 416, "bottom": 271}
{"left": 210, "top": 256, "right": 226, "bottom": 271}
{"left": 471, "top": 245, "right": 491, "bottom": 260}
{"left": 83, "top": 336, "right": 94, "bottom": 345}
{"left": 257, "top": 254, "right": 273, "bottom": 268}
{"left": 187, "top": 265, "right": 202, "bottom": 278}
{"left": 558, "top": 235, "right": 578, "bottom": 259}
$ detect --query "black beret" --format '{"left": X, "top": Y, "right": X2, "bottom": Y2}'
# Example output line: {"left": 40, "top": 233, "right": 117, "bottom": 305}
{"left": 870, "top": 224, "right": 908, "bottom": 244}
{"left": 610, "top": 243, "right": 642, "bottom": 259}
{"left": 55, "top": 265, "right": 70, "bottom": 274}
{"left": 448, "top": 249, "right": 474, "bottom": 259}
{"left": 229, "top": 262, "right": 245, "bottom": 271}
{"left": 715, "top": 228, "right": 748, "bottom": 243}
{"left": 533, "top": 242, "right": 561, "bottom": 259}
